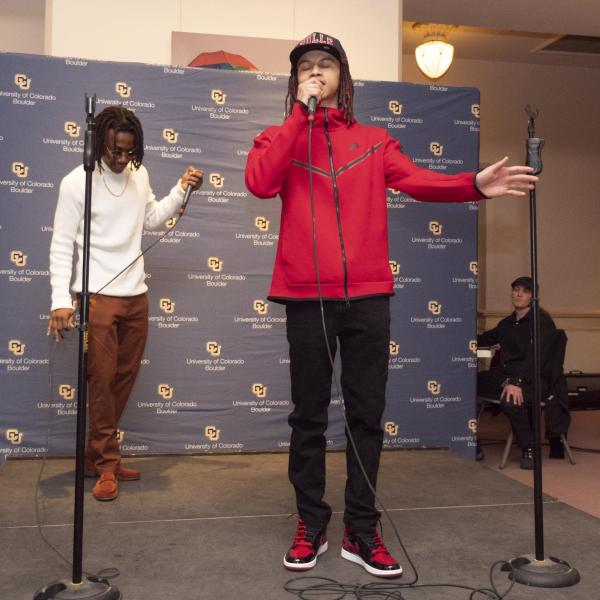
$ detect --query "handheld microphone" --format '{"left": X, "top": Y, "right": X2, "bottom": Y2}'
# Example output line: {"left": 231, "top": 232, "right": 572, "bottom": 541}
{"left": 178, "top": 184, "right": 194, "bottom": 215}
{"left": 307, "top": 96, "right": 318, "bottom": 122}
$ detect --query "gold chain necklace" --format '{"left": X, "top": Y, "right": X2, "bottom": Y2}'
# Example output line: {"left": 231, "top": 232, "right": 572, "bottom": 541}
{"left": 101, "top": 168, "right": 131, "bottom": 197}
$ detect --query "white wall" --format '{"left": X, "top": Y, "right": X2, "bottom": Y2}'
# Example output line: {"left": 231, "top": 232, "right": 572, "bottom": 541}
{"left": 0, "top": 0, "right": 45, "bottom": 54}
{"left": 43, "top": 0, "right": 402, "bottom": 81}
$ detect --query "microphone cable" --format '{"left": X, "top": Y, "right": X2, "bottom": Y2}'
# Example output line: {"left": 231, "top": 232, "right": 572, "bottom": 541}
{"left": 283, "top": 116, "right": 516, "bottom": 600}
{"left": 33, "top": 334, "right": 121, "bottom": 583}
{"left": 93, "top": 183, "right": 194, "bottom": 296}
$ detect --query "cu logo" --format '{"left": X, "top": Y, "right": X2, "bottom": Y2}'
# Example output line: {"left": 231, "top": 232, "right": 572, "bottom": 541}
{"left": 207, "top": 256, "right": 223, "bottom": 272}
{"left": 254, "top": 216, "right": 269, "bottom": 232}
{"left": 116, "top": 430, "right": 125, "bottom": 443}
{"left": 8, "top": 340, "right": 25, "bottom": 356}
{"left": 252, "top": 383, "right": 267, "bottom": 398}
{"left": 468, "top": 419, "right": 478, "bottom": 433}
{"left": 211, "top": 89, "right": 227, "bottom": 105}
{"left": 12, "top": 162, "right": 29, "bottom": 178}
{"left": 163, "top": 128, "right": 179, "bottom": 144}
{"left": 428, "top": 300, "right": 442, "bottom": 316}
{"left": 5, "top": 429, "right": 23, "bottom": 445}
{"left": 429, "top": 141, "right": 444, "bottom": 156}
{"left": 204, "top": 425, "right": 221, "bottom": 441}
{"left": 10, "top": 250, "right": 27, "bottom": 267}
{"left": 469, "top": 261, "right": 478, "bottom": 276}
{"left": 115, "top": 82, "right": 131, "bottom": 98}
{"left": 159, "top": 298, "right": 175, "bottom": 314}
{"left": 165, "top": 216, "right": 177, "bottom": 229}
{"left": 384, "top": 421, "right": 399, "bottom": 436}
{"left": 389, "top": 260, "right": 400, "bottom": 276}
{"left": 206, "top": 341, "right": 222, "bottom": 357}
{"left": 157, "top": 384, "right": 174, "bottom": 400}
{"left": 469, "top": 340, "right": 478, "bottom": 355}
{"left": 389, "top": 341, "right": 399, "bottom": 356}
{"left": 253, "top": 300, "right": 268, "bottom": 315}
{"left": 209, "top": 173, "right": 224, "bottom": 188}
{"left": 64, "top": 122, "right": 81, "bottom": 137}
{"left": 471, "top": 104, "right": 480, "bottom": 119}
{"left": 14, "top": 73, "right": 31, "bottom": 90}
{"left": 388, "top": 100, "right": 403, "bottom": 115}
{"left": 427, "top": 380, "right": 442, "bottom": 395}
{"left": 58, "top": 384, "right": 76, "bottom": 400}
{"left": 429, "top": 220, "right": 443, "bottom": 235}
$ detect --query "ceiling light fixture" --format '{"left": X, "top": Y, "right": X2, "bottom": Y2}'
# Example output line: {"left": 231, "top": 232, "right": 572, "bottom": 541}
{"left": 413, "top": 23, "right": 457, "bottom": 80}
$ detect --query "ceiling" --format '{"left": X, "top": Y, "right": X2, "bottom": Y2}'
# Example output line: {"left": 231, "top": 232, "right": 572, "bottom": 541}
{"left": 403, "top": 0, "right": 600, "bottom": 68}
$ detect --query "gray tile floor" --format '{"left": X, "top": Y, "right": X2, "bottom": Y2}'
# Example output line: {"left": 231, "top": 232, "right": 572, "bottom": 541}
{"left": 1, "top": 449, "right": 595, "bottom": 599}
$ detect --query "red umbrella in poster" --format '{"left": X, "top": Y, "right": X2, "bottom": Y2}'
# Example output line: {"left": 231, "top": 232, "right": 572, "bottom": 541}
{"left": 189, "top": 50, "right": 258, "bottom": 71}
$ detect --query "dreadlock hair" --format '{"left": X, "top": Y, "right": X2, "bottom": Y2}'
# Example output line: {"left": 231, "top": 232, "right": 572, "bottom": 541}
{"left": 94, "top": 105, "right": 144, "bottom": 171}
{"left": 285, "top": 62, "right": 355, "bottom": 125}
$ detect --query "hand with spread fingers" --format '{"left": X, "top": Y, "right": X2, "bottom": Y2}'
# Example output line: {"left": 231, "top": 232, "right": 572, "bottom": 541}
{"left": 476, "top": 157, "right": 539, "bottom": 198}
{"left": 180, "top": 166, "right": 203, "bottom": 192}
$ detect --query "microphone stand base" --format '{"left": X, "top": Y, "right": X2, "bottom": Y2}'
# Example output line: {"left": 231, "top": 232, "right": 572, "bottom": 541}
{"left": 33, "top": 576, "right": 121, "bottom": 599}
{"left": 505, "top": 554, "right": 580, "bottom": 588}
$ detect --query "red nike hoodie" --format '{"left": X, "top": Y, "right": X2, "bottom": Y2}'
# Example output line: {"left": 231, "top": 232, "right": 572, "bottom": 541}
{"left": 245, "top": 102, "right": 485, "bottom": 302}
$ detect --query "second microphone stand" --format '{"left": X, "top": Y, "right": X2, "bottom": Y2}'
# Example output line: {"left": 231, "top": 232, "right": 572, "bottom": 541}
{"left": 506, "top": 106, "right": 579, "bottom": 588}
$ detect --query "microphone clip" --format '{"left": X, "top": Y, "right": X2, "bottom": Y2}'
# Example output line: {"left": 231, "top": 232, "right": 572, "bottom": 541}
{"left": 526, "top": 138, "right": 544, "bottom": 176}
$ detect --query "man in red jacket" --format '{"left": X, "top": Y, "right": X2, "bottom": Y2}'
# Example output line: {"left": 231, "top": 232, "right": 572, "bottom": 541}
{"left": 245, "top": 32, "right": 538, "bottom": 578}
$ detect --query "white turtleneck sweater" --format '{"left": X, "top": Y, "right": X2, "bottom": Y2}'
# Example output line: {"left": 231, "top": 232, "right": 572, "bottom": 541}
{"left": 49, "top": 161, "right": 184, "bottom": 311}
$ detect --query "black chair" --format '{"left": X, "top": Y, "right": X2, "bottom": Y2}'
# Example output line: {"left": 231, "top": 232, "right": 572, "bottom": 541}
{"left": 477, "top": 328, "right": 574, "bottom": 468}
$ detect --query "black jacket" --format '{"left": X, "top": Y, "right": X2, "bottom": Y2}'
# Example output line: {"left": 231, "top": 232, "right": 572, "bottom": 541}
{"left": 477, "top": 309, "right": 556, "bottom": 386}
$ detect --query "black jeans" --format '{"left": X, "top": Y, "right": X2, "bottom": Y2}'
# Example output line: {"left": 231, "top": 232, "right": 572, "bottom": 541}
{"left": 285, "top": 297, "right": 390, "bottom": 532}
{"left": 478, "top": 369, "right": 559, "bottom": 450}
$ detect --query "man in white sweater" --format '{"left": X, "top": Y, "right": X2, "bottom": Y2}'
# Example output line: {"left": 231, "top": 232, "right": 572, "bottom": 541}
{"left": 47, "top": 105, "right": 203, "bottom": 501}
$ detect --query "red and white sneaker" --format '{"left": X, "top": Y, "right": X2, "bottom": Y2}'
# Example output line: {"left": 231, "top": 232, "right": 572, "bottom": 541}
{"left": 283, "top": 518, "right": 328, "bottom": 571}
{"left": 341, "top": 527, "right": 402, "bottom": 577}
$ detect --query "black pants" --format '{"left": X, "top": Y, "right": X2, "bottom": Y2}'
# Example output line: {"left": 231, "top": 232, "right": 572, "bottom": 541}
{"left": 478, "top": 369, "right": 569, "bottom": 450}
{"left": 285, "top": 297, "right": 390, "bottom": 532}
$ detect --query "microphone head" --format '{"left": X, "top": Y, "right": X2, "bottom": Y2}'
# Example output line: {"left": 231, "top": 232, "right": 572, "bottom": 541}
{"left": 307, "top": 96, "right": 318, "bottom": 115}
{"left": 85, "top": 93, "right": 96, "bottom": 117}
{"left": 525, "top": 104, "right": 539, "bottom": 120}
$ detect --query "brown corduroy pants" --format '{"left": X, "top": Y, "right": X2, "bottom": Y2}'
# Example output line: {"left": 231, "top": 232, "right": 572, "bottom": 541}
{"left": 85, "top": 293, "right": 148, "bottom": 473}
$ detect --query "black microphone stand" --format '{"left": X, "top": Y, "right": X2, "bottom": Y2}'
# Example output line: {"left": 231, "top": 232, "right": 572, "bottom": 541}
{"left": 34, "top": 95, "right": 121, "bottom": 599}
{"left": 506, "top": 106, "right": 579, "bottom": 588}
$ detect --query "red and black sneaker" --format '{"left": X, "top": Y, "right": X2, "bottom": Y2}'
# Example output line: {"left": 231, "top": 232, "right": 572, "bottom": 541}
{"left": 283, "top": 518, "right": 328, "bottom": 571}
{"left": 341, "top": 527, "right": 402, "bottom": 577}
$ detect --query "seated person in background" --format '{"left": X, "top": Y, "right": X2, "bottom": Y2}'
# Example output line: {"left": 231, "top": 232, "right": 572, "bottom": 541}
{"left": 477, "top": 276, "right": 570, "bottom": 469}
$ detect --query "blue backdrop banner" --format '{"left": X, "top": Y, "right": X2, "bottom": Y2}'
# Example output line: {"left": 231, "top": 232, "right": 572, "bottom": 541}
{"left": 0, "top": 52, "right": 480, "bottom": 461}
